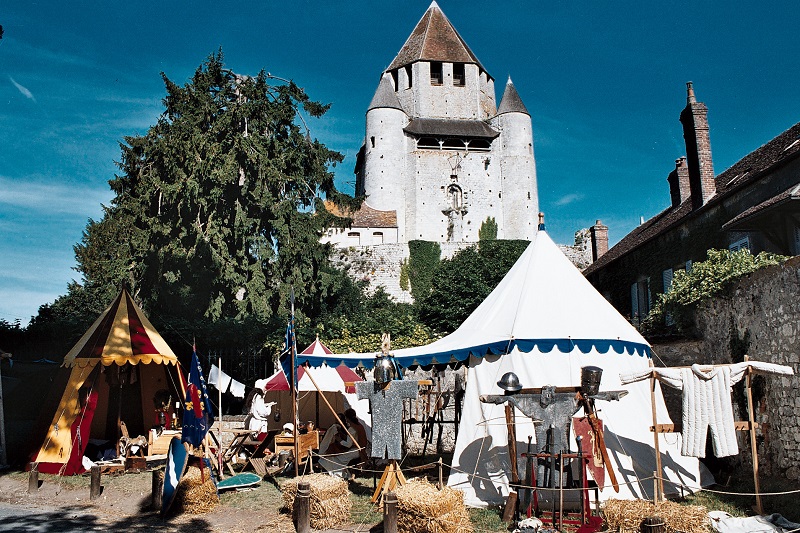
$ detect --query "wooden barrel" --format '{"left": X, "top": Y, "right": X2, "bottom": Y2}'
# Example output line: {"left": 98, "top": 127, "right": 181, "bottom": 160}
{"left": 640, "top": 515, "right": 666, "bottom": 533}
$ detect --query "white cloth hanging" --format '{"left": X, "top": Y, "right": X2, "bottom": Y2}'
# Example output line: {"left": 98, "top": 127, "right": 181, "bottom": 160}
{"left": 621, "top": 361, "right": 793, "bottom": 458}
{"left": 229, "top": 379, "right": 246, "bottom": 398}
{"left": 207, "top": 364, "right": 232, "bottom": 393}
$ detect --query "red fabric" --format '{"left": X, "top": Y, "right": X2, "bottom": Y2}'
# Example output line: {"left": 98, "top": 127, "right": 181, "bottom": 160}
{"left": 188, "top": 383, "right": 203, "bottom": 418}
{"left": 335, "top": 365, "right": 362, "bottom": 393}
{"left": 63, "top": 390, "right": 99, "bottom": 475}
{"left": 125, "top": 296, "right": 158, "bottom": 355}
{"left": 265, "top": 369, "right": 290, "bottom": 391}
{"left": 573, "top": 416, "right": 605, "bottom": 490}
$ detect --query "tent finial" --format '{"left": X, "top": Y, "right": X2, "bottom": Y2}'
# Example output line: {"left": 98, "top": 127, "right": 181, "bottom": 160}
{"left": 538, "top": 212, "right": 546, "bottom": 231}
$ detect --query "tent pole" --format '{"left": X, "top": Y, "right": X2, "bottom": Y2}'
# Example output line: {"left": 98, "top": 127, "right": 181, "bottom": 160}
{"left": 218, "top": 356, "right": 223, "bottom": 480}
{"left": 304, "top": 368, "right": 360, "bottom": 451}
{"left": 0, "top": 351, "right": 9, "bottom": 467}
{"left": 648, "top": 359, "right": 663, "bottom": 502}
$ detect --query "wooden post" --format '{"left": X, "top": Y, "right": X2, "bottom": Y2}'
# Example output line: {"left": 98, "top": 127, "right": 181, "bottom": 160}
{"left": 438, "top": 457, "right": 443, "bottom": 489}
{"left": 293, "top": 481, "right": 311, "bottom": 533}
{"left": 384, "top": 490, "right": 398, "bottom": 533}
{"left": 648, "top": 359, "right": 664, "bottom": 502}
{"left": 744, "top": 355, "right": 764, "bottom": 514}
{"left": 217, "top": 356, "right": 223, "bottom": 480}
{"left": 640, "top": 516, "right": 666, "bottom": 533}
{"left": 151, "top": 469, "right": 164, "bottom": 510}
{"left": 90, "top": 465, "right": 102, "bottom": 500}
{"left": 28, "top": 462, "right": 38, "bottom": 494}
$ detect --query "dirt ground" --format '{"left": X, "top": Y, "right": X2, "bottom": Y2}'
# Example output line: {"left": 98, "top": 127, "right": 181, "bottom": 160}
{"left": 0, "top": 469, "right": 296, "bottom": 532}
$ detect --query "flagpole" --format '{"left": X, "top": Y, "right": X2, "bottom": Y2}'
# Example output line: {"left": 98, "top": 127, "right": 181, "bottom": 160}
{"left": 217, "top": 355, "right": 223, "bottom": 480}
{"left": 291, "top": 287, "right": 299, "bottom": 478}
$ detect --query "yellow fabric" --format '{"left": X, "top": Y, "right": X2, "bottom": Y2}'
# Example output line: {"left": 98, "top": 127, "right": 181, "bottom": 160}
{"left": 100, "top": 298, "right": 135, "bottom": 362}
{"left": 34, "top": 364, "right": 94, "bottom": 465}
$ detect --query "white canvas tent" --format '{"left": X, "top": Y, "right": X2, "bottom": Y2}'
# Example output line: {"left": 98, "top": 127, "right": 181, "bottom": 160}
{"left": 297, "top": 229, "right": 712, "bottom": 507}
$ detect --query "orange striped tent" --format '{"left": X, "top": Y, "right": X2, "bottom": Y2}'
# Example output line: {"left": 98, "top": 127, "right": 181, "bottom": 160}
{"left": 32, "top": 289, "right": 184, "bottom": 474}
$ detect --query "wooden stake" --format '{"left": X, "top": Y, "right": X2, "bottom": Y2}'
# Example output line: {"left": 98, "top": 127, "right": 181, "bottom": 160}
{"left": 293, "top": 481, "right": 311, "bottom": 533}
{"left": 384, "top": 490, "right": 398, "bottom": 533}
{"left": 744, "top": 355, "right": 764, "bottom": 514}
{"left": 217, "top": 356, "right": 224, "bottom": 480}
{"left": 151, "top": 469, "right": 164, "bottom": 510}
{"left": 28, "top": 463, "right": 38, "bottom": 494}
{"left": 90, "top": 465, "right": 102, "bottom": 500}
{"left": 649, "top": 359, "right": 664, "bottom": 502}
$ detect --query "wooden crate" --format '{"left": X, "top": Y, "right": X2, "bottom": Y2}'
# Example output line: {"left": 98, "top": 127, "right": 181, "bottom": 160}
{"left": 275, "top": 431, "right": 319, "bottom": 462}
{"left": 149, "top": 430, "right": 181, "bottom": 456}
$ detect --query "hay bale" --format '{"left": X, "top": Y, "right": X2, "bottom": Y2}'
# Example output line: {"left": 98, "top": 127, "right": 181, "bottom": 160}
{"left": 173, "top": 466, "right": 219, "bottom": 515}
{"left": 281, "top": 473, "right": 351, "bottom": 530}
{"left": 395, "top": 478, "right": 472, "bottom": 533}
{"left": 602, "top": 499, "right": 709, "bottom": 533}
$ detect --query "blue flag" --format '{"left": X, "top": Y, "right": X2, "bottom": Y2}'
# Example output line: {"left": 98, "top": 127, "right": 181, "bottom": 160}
{"left": 181, "top": 347, "right": 215, "bottom": 447}
{"left": 281, "top": 320, "right": 296, "bottom": 391}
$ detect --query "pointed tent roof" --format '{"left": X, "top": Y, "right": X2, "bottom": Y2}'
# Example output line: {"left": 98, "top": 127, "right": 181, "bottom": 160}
{"left": 63, "top": 288, "right": 178, "bottom": 368}
{"left": 265, "top": 337, "right": 362, "bottom": 393}
{"left": 368, "top": 74, "right": 406, "bottom": 113}
{"left": 386, "top": 1, "right": 487, "bottom": 75}
{"left": 496, "top": 77, "right": 529, "bottom": 116}
{"left": 297, "top": 230, "right": 650, "bottom": 368}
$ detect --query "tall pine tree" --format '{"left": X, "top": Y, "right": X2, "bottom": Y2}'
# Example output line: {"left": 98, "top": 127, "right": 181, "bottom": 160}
{"left": 66, "top": 52, "right": 357, "bottom": 326}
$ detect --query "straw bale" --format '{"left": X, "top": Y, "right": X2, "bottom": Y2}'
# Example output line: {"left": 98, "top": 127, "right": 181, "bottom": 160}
{"left": 174, "top": 466, "right": 219, "bottom": 515}
{"left": 281, "top": 473, "right": 351, "bottom": 530}
{"left": 602, "top": 499, "right": 709, "bottom": 533}
{"left": 395, "top": 478, "right": 472, "bottom": 533}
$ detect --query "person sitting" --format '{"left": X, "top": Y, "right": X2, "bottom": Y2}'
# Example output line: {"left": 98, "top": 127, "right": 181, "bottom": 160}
{"left": 244, "top": 379, "right": 276, "bottom": 440}
{"left": 343, "top": 409, "right": 370, "bottom": 461}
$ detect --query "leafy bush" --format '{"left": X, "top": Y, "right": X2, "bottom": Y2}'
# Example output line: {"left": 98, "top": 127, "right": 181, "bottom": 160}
{"left": 643, "top": 249, "right": 787, "bottom": 335}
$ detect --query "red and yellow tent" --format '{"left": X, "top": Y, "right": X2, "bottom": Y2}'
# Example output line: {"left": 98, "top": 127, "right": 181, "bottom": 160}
{"left": 32, "top": 289, "right": 184, "bottom": 474}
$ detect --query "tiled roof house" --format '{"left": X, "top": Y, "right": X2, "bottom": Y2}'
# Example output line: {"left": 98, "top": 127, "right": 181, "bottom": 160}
{"left": 584, "top": 83, "right": 800, "bottom": 324}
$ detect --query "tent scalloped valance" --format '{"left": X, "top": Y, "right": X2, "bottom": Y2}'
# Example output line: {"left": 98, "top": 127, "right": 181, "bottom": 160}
{"left": 64, "top": 353, "right": 179, "bottom": 368}
{"left": 296, "top": 338, "right": 651, "bottom": 370}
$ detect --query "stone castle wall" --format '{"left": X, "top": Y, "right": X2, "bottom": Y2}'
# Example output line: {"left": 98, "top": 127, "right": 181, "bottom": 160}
{"left": 652, "top": 256, "right": 800, "bottom": 481}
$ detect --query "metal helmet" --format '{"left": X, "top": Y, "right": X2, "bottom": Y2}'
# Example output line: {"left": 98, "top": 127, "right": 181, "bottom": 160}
{"left": 497, "top": 372, "right": 523, "bottom": 392}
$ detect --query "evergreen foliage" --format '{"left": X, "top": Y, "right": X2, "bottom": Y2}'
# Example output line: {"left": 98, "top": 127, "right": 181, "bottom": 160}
{"left": 407, "top": 240, "right": 441, "bottom": 301}
{"left": 478, "top": 216, "right": 498, "bottom": 241}
{"left": 643, "top": 248, "right": 787, "bottom": 335}
{"left": 418, "top": 240, "right": 528, "bottom": 333}
{"left": 37, "top": 52, "right": 357, "bottom": 338}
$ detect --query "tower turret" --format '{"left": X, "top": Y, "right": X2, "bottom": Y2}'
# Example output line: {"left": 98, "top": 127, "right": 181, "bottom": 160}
{"left": 491, "top": 77, "right": 538, "bottom": 239}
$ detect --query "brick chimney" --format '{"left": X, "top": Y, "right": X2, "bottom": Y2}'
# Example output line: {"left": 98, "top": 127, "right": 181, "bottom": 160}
{"left": 679, "top": 82, "right": 715, "bottom": 209}
{"left": 667, "top": 156, "right": 691, "bottom": 207}
{"left": 590, "top": 220, "right": 608, "bottom": 261}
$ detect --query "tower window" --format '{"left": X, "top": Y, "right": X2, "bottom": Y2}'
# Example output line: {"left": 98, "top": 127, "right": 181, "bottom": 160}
{"left": 430, "top": 62, "right": 443, "bottom": 85}
{"left": 442, "top": 138, "right": 466, "bottom": 151}
{"left": 467, "top": 139, "right": 491, "bottom": 152}
{"left": 370, "top": 136, "right": 375, "bottom": 148}
{"left": 405, "top": 65, "right": 412, "bottom": 88}
{"left": 390, "top": 69, "right": 398, "bottom": 90}
{"left": 453, "top": 63, "right": 465, "bottom": 86}
{"left": 447, "top": 184, "right": 463, "bottom": 210}
{"left": 417, "top": 137, "right": 439, "bottom": 149}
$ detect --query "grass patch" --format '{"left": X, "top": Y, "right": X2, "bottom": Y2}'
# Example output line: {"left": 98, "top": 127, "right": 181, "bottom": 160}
{"left": 468, "top": 506, "right": 507, "bottom": 532}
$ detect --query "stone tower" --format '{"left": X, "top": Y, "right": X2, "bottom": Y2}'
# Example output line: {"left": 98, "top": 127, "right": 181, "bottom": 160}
{"left": 353, "top": 1, "right": 539, "bottom": 243}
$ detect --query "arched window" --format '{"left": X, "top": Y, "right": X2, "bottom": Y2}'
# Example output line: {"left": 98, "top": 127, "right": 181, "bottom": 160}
{"left": 417, "top": 137, "right": 439, "bottom": 149}
{"left": 373, "top": 232, "right": 384, "bottom": 244}
{"left": 467, "top": 139, "right": 491, "bottom": 151}
{"left": 442, "top": 138, "right": 466, "bottom": 151}
{"left": 348, "top": 232, "right": 361, "bottom": 245}
{"left": 447, "top": 185, "right": 463, "bottom": 210}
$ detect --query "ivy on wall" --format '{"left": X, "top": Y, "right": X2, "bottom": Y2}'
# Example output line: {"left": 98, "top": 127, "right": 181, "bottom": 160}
{"left": 407, "top": 240, "right": 442, "bottom": 301}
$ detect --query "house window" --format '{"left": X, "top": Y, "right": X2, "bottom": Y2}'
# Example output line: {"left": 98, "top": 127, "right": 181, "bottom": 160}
{"left": 348, "top": 232, "right": 360, "bottom": 245}
{"left": 430, "top": 62, "right": 443, "bottom": 85}
{"left": 729, "top": 237, "right": 750, "bottom": 253}
{"left": 405, "top": 65, "right": 412, "bottom": 88}
{"left": 453, "top": 63, "right": 465, "bottom": 86}
{"left": 630, "top": 278, "right": 651, "bottom": 325}
{"left": 373, "top": 232, "right": 384, "bottom": 244}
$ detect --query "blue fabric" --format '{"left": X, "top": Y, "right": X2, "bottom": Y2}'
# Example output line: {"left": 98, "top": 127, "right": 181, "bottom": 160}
{"left": 280, "top": 320, "right": 297, "bottom": 391}
{"left": 181, "top": 349, "right": 215, "bottom": 446}
{"left": 295, "top": 338, "right": 651, "bottom": 369}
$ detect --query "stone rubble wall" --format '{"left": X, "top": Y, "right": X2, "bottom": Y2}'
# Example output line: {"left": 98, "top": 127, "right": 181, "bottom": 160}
{"left": 652, "top": 256, "right": 800, "bottom": 481}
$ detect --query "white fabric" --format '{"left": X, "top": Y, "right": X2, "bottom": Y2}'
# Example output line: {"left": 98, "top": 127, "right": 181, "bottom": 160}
{"left": 229, "top": 379, "right": 246, "bottom": 398}
{"left": 208, "top": 364, "right": 232, "bottom": 393}
{"left": 440, "top": 231, "right": 710, "bottom": 506}
{"left": 709, "top": 511, "right": 784, "bottom": 532}
{"left": 620, "top": 362, "right": 793, "bottom": 458}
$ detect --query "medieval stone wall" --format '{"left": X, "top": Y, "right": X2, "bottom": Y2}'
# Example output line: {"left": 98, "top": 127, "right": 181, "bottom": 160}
{"left": 652, "top": 256, "right": 800, "bottom": 481}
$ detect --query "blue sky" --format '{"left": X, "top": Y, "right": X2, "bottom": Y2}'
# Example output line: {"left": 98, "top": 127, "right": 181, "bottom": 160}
{"left": 2, "top": 1, "right": 800, "bottom": 325}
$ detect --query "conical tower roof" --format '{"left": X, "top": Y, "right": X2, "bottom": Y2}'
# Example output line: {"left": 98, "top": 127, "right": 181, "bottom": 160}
{"left": 386, "top": 1, "right": 487, "bottom": 75}
{"left": 497, "top": 77, "right": 529, "bottom": 116}
{"left": 368, "top": 74, "right": 405, "bottom": 112}
{"left": 63, "top": 288, "right": 178, "bottom": 368}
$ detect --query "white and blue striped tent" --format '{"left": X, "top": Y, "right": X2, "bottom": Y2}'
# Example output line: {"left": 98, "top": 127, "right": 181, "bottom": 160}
{"left": 298, "top": 229, "right": 711, "bottom": 506}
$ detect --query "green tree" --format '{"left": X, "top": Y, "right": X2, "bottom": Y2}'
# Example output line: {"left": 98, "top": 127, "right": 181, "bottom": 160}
{"left": 407, "top": 240, "right": 441, "bottom": 302}
{"left": 478, "top": 216, "right": 498, "bottom": 241}
{"left": 643, "top": 248, "right": 787, "bottom": 335}
{"left": 54, "top": 52, "right": 357, "bottom": 328}
{"left": 418, "top": 240, "right": 528, "bottom": 332}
